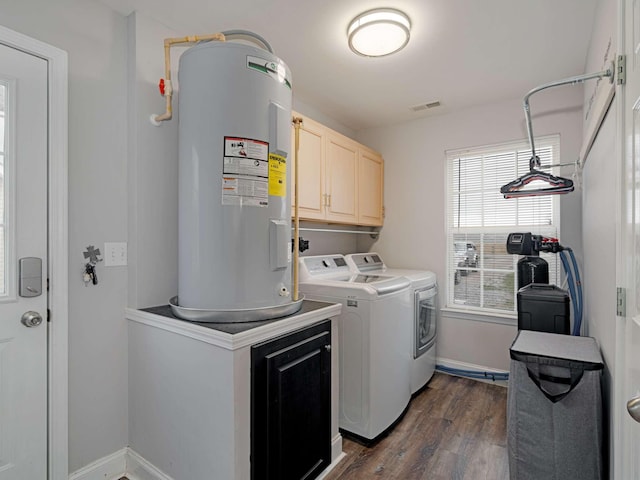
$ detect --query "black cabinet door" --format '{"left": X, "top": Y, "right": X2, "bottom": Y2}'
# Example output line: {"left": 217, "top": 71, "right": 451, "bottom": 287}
{"left": 252, "top": 321, "right": 331, "bottom": 480}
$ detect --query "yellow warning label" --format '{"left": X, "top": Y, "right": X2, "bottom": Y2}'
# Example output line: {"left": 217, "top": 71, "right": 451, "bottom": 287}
{"left": 268, "top": 153, "right": 287, "bottom": 197}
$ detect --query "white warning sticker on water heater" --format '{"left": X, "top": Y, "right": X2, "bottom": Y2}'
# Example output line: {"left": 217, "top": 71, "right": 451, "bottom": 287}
{"left": 222, "top": 137, "right": 270, "bottom": 207}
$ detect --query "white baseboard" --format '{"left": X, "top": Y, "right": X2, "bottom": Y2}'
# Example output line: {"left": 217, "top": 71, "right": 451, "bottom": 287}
{"left": 125, "top": 448, "right": 174, "bottom": 480}
{"left": 437, "top": 357, "right": 509, "bottom": 387}
{"left": 68, "top": 448, "right": 128, "bottom": 480}
{"left": 316, "top": 451, "right": 347, "bottom": 480}
{"left": 316, "top": 435, "right": 347, "bottom": 480}
{"left": 330, "top": 433, "right": 342, "bottom": 465}
{"left": 68, "top": 448, "right": 173, "bottom": 480}
{"left": 69, "top": 439, "right": 344, "bottom": 480}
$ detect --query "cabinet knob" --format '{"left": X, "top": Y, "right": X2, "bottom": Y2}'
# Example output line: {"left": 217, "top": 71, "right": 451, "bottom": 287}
{"left": 324, "top": 344, "right": 331, "bottom": 352}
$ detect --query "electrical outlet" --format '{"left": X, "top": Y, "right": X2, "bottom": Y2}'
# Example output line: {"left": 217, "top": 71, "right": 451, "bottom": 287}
{"left": 104, "top": 242, "right": 127, "bottom": 267}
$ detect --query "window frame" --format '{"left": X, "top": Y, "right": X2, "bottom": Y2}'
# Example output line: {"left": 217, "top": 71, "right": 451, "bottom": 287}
{"left": 444, "top": 134, "right": 562, "bottom": 318}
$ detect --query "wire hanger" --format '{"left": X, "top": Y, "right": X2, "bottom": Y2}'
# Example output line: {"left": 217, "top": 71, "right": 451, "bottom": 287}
{"left": 501, "top": 64, "right": 614, "bottom": 199}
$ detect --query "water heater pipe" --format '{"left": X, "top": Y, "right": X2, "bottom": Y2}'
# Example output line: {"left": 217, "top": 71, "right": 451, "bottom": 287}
{"left": 292, "top": 116, "right": 303, "bottom": 301}
{"left": 150, "top": 33, "right": 227, "bottom": 125}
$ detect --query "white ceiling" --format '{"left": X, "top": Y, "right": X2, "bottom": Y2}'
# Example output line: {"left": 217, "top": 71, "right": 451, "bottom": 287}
{"left": 99, "top": 0, "right": 598, "bottom": 131}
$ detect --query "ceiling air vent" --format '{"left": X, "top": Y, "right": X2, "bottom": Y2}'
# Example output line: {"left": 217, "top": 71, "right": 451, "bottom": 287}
{"left": 410, "top": 101, "right": 441, "bottom": 112}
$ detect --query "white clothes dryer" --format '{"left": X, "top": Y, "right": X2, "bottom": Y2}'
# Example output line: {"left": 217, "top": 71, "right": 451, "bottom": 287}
{"left": 345, "top": 253, "right": 437, "bottom": 394}
{"left": 298, "top": 255, "right": 413, "bottom": 441}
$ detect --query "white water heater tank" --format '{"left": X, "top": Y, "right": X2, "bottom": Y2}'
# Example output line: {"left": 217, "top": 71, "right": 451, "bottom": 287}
{"left": 173, "top": 40, "right": 300, "bottom": 322}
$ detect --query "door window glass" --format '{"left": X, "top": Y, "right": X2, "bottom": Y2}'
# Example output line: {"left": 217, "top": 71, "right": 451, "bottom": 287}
{"left": 0, "top": 81, "right": 13, "bottom": 300}
{"left": 0, "top": 83, "right": 6, "bottom": 295}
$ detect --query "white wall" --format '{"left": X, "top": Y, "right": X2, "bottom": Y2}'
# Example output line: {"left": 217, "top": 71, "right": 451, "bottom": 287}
{"left": 357, "top": 89, "right": 585, "bottom": 371}
{"left": 0, "top": 0, "right": 129, "bottom": 472}
{"left": 583, "top": 0, "right": 616, "bottom": 382}
{"left": 582, "top": 0, "right": 617, "bottom": 473}
{"left": 127, "top": 12, "right": 181, "bottom": 309}
{"left": 296, "top": 221, "right": 359, "bottom": 257}
{"left": 293, "top": 98, "right": 356, "bottom": 139}
{"left": 582, "top": 102, "right": 616, "bottom": 472}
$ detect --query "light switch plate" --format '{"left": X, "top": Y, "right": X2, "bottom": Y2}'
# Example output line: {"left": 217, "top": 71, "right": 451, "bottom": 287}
{"left": 104, "top": 242, "right": 127, "bottom": 266}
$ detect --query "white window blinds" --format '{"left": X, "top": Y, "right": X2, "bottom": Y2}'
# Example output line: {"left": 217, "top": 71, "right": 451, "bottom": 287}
{"left": 446, "top": 135, "right": 561, "bottom": 315}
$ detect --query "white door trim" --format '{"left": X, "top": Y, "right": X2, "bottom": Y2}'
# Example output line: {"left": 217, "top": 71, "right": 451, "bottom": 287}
{"left": 0, "top": 25, "right": 68, "bottom": 480}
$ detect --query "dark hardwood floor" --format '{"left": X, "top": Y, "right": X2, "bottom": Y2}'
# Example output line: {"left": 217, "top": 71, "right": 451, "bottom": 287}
{"left": 324, "top": 372, "right": 509, "bottom": 480}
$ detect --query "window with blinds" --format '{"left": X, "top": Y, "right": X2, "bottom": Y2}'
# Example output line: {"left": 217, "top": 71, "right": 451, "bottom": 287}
{"left": 446, "top": 135, "right": 561, "bottom": 315}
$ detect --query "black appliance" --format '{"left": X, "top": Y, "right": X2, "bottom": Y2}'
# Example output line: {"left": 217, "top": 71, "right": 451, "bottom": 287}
{"left": 506, "top": 233, "right": 570, "bottom": 334}
{"left": 517, "top": 283, "right": 570, "bottom": 334}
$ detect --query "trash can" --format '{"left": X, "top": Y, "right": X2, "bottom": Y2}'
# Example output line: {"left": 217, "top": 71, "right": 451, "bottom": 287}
{"left": 517, "top": 283, "right": 570, "bottom": 334}
{"left": 507, "top": 330, "right": 603, "bottom": 480}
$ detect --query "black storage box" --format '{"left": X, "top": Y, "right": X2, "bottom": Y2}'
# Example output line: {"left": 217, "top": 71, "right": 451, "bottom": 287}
{"left": 517, "top": 283, "right": 570, "bottom": 334}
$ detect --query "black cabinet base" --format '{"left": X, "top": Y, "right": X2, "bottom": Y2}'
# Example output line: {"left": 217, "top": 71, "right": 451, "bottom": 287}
{"left": 251, "top": 320, "right": 332, "bottom": 480}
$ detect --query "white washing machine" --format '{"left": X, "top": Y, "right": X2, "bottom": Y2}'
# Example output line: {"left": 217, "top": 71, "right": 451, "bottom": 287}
{"left": 298, "top": 254, "right": 413, "bottom": 441}
{"left": 345, "top": 253, "right": 437, "bottom": 394}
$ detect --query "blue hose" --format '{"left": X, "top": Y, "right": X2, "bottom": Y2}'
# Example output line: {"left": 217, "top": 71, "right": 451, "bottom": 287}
{"left": 567, "top": 248, "right": 583, "bottom": 333}
{"left": 559, "top": 249, "right": 583, "bottom": 336}
{"left": 436, "top": 365, "right": 509, "bottom": 382}
{"left": 559, "top": 251, "right": 578, "bottom": 335}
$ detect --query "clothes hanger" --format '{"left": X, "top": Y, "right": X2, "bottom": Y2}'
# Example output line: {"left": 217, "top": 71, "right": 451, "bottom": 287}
{"left": 500, "top": 64, "right": 614, "bottom": 199}
{"left": 500, "top": 155, "right": 574, "bottom": 199}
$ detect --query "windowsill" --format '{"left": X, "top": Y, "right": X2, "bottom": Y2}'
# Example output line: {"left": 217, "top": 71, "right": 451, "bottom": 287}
{"left": 441, "top": 306, "right": 517, "bottom": 326}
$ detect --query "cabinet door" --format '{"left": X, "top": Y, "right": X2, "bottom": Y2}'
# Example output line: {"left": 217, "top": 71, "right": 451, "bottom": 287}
{"left": 325, "top": 133, "right": 358, "bottom": 223}
{"left": 252, "top": 321, "right": 331, "bottom": 480}
{"left": 291, "top": 114, "right": 326, "bottom": 220}
{"left": 358, "top": 148, "right": 384, "bottom": 226}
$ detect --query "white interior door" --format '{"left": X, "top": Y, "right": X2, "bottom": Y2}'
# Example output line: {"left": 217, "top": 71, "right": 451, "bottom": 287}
{"left": 619, "top": 0, "right": 640, "bottom": 477}
{"left": 0, "top": 43, "right": 48, "bottom": 479}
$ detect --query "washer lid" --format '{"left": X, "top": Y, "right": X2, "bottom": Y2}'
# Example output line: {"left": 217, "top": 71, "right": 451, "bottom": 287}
{"left": 383, "top": 268, "right": 436, "bottom": 288}
{"left": 335, "top": 273, "right": 411, "bottom": 295}
{"left": 345, "top": 252, "right": 436, "bottom": 288}
{"left": 338, "top": 274, "right": 393, "bottom": 283}
{"left": 298, "top": 275, "right": 410, "bottom": 299}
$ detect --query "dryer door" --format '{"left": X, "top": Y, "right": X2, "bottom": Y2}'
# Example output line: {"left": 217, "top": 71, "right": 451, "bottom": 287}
{"left": 415, "top": 285, "right": 437, "bottom": 358}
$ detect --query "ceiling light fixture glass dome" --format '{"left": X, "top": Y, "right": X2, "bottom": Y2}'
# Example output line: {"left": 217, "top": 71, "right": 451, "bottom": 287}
{"left": 347, "top": 8, "right": 411, "bottom": 57}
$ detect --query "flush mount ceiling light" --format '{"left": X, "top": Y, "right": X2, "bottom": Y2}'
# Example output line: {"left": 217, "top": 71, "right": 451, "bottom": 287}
{"left": 347, "top": 8, "right": 411, "bottom": 57}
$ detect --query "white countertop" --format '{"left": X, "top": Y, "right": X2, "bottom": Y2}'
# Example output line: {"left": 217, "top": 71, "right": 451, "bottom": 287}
{"left": 126, "top": 300, "right": 341, "bottom": 351}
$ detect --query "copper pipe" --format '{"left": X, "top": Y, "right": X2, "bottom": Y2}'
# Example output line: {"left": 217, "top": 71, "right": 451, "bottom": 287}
{"left": 292, "top": 116, "right": 303, "bottom": 301}
{"left": 152, "top": 33, "right": 226, "bottom": 124}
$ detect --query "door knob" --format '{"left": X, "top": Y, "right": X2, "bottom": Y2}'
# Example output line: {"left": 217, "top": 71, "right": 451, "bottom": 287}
{"left": 627, "top": 395, "right": 640, "bottom": 423}
{"left": 21, "top": 311, "right": 43, "bottom": 328}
